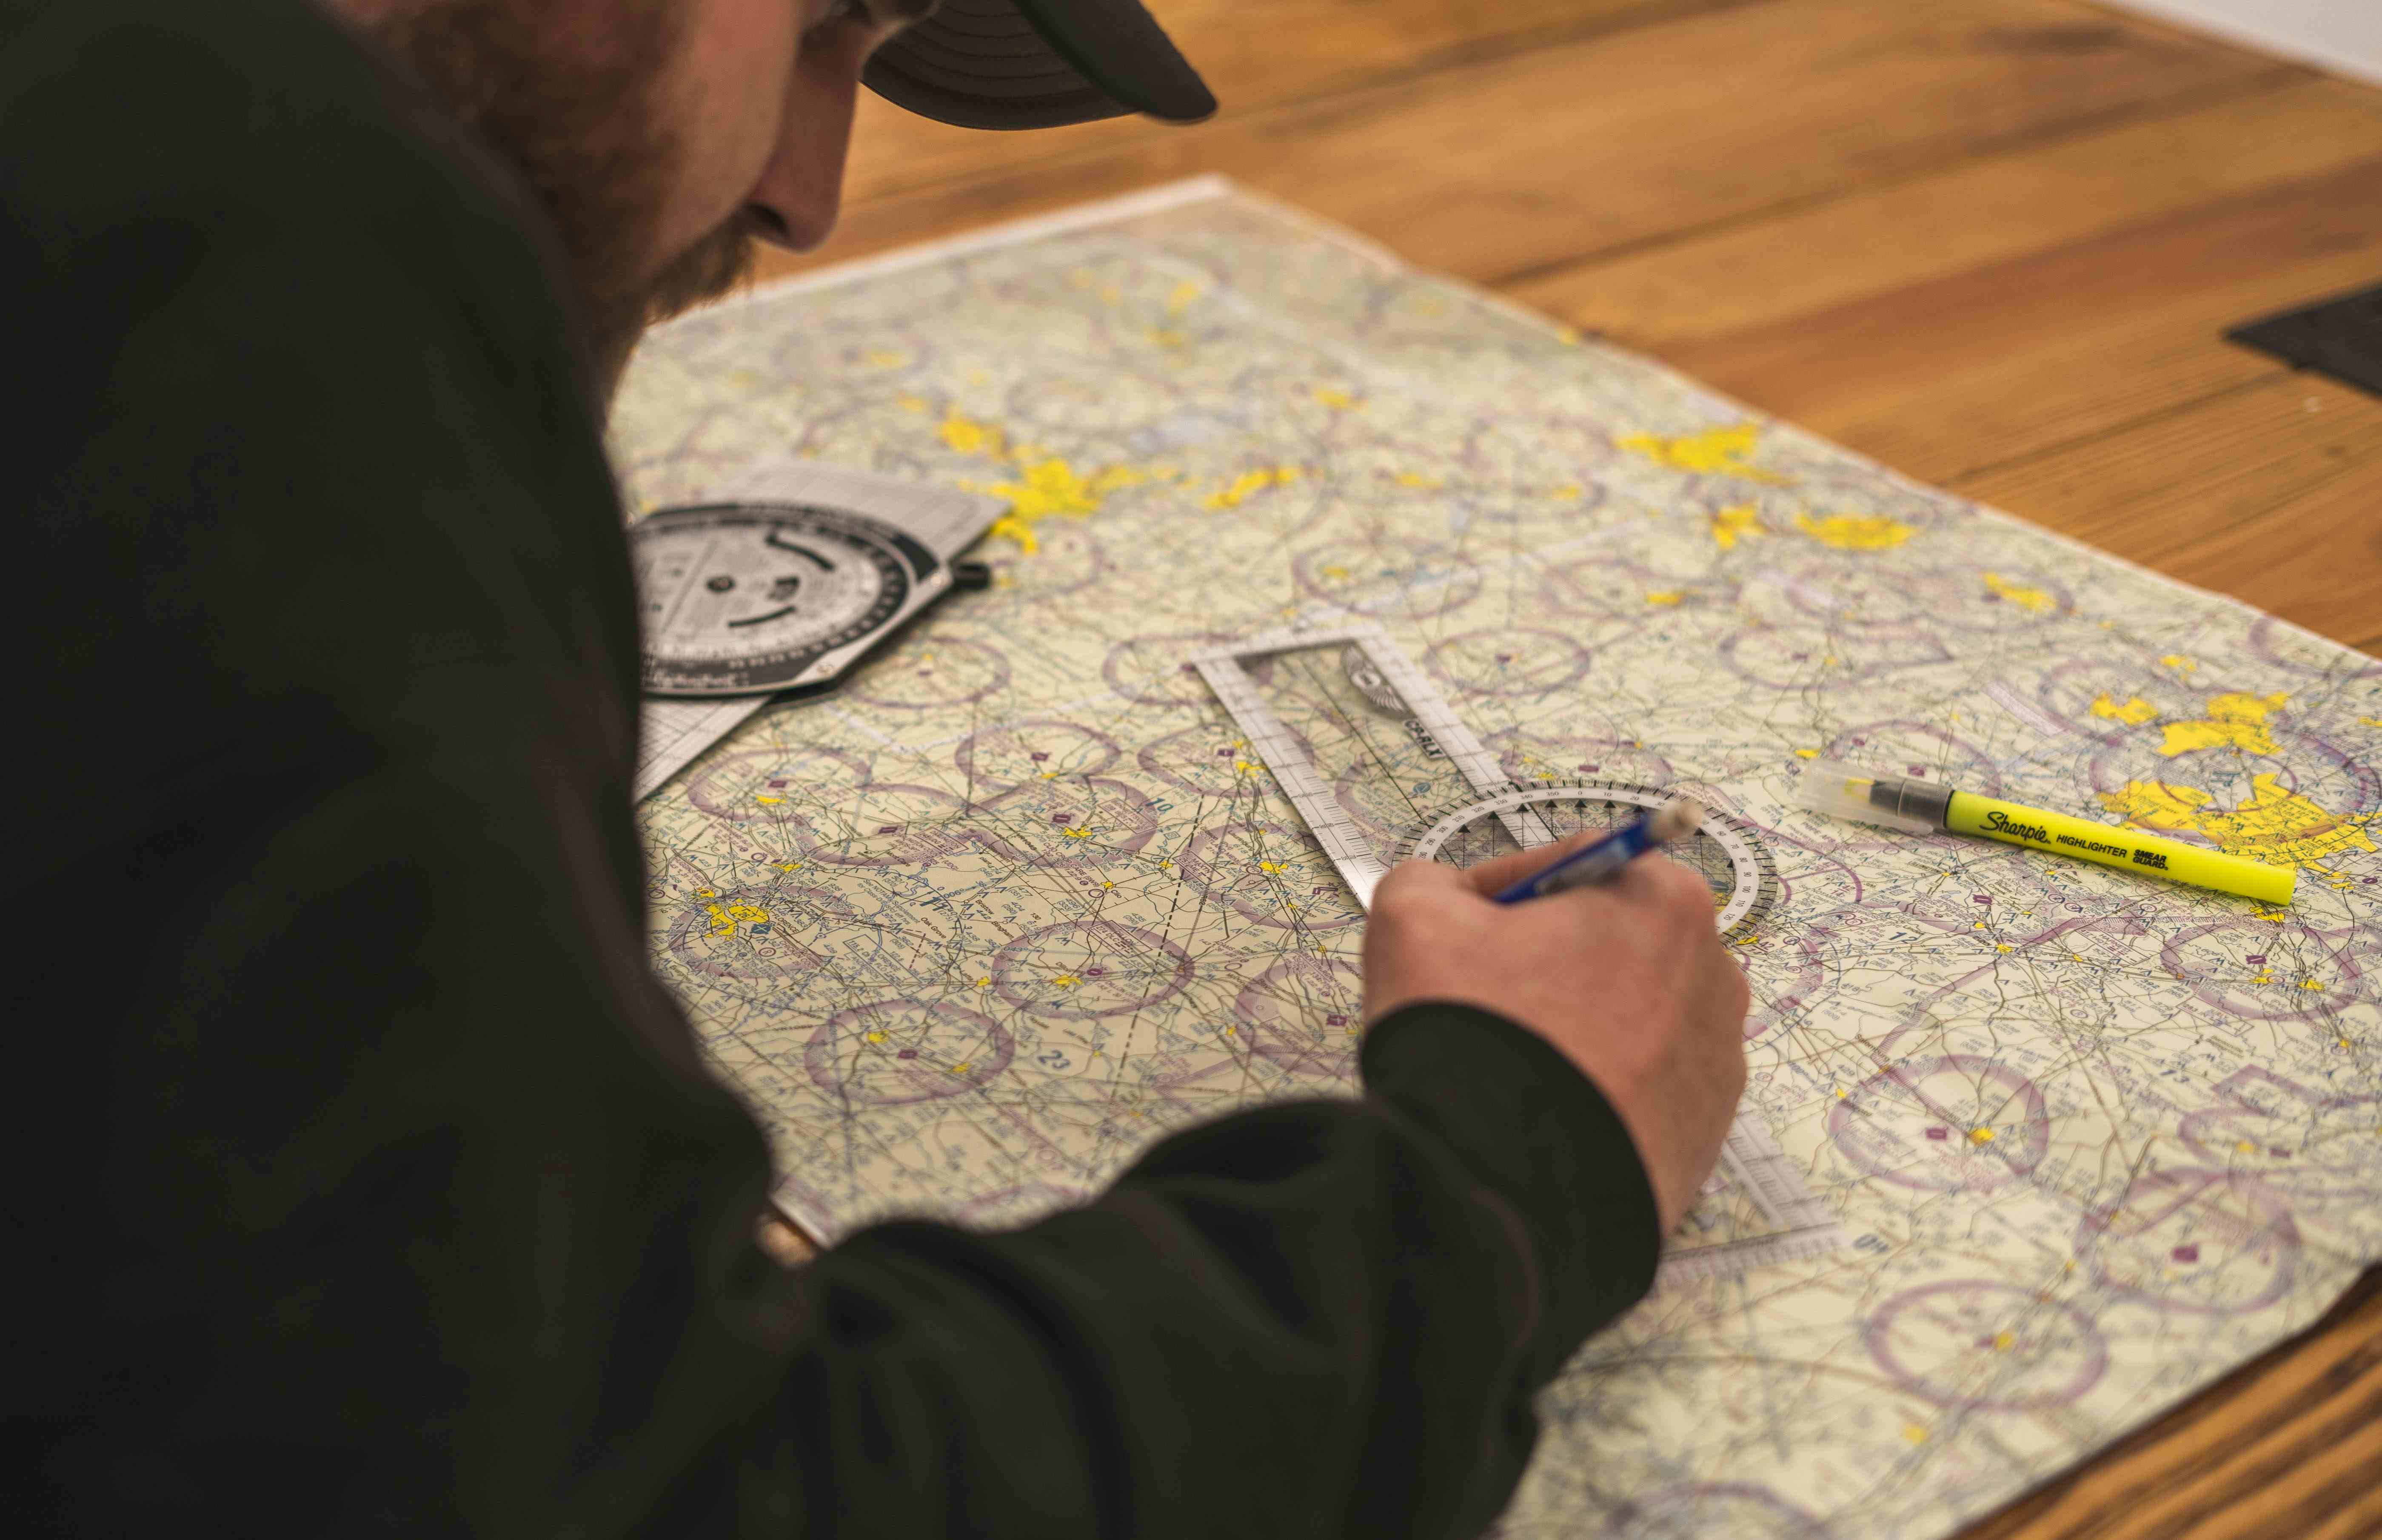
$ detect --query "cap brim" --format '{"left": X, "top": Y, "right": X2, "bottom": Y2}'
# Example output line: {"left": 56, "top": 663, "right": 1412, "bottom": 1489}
{"left": 862, "top": 0, "right": 1216, "bottom": 131}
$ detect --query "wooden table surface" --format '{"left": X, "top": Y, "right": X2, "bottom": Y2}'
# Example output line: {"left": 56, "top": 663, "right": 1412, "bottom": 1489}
{"left": 740, "top": 1, "right": 2382, "bottom": 1532}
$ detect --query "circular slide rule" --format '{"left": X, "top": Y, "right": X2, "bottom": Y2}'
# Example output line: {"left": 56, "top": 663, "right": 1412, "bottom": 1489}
{"left": 633, "top": 501, "right": 919, "bottom": 697}
{"left": 1409, "top": 782, "right": 1778, "bottom": 939}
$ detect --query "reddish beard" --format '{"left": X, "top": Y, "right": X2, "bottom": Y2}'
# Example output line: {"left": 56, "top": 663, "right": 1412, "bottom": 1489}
{"left": 364, "top": 0, "right": 754, "bottom": 398}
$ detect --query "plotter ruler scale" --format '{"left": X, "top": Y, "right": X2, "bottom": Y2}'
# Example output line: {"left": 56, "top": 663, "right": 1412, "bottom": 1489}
{"left": 1187, "top": 621, "right": 1548, "bottom": 908}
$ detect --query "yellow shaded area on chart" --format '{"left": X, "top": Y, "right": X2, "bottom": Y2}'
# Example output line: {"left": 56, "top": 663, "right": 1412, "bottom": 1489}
{"left": 2099, "top": 772, "right": 2374, "bottom": 866}
{"left": 1204, "top": 466, "right": 1302, "bottom": 508}
{"left": 1983, "top": 572, "right": 2054, "bottom": 612}
{"left": 936, "top": 409, "right": 1151, "bottom": 553}
{"left": 1618, "top": 420, "right": 1785, "bottom": 481}
{"left": 2092, "top": 693, "right": 2159, "bottom": 725}
{"left": 1710, "top": 504, "right": 1763, "bottom": 549}
{"left": 1796, "top": 510, "right": 1916, "bottom": 550}
{"left": 2157, "top": 692, "right": 2290, "bottom": 758}
{"left": 704, "top": 903, "right": 770, "bottom": 937}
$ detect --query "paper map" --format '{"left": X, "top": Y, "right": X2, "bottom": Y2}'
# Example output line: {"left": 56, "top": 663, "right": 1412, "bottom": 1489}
{"left": 611, "top": 178, "right": 2382, "bottom": 1540}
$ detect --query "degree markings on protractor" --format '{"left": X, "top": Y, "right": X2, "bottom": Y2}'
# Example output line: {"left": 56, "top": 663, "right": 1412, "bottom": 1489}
{"left": 1187, "top": 621, "right": 1541, "bottom": 910}
{"left": 1408, "top": 782, "right": 1779, "bottom": 940}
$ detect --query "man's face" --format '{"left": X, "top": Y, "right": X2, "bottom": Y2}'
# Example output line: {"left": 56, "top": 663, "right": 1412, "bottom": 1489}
{"left": 659, "top": 0, "right": 919, "bottom": 257}
{"left": 356, "top": 0, "right": 923, "bottom": 389}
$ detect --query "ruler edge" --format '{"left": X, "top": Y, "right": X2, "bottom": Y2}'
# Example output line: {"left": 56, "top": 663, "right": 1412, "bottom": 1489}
{"left": 1186, "top": 623, "right": 1538, "bottom": 877}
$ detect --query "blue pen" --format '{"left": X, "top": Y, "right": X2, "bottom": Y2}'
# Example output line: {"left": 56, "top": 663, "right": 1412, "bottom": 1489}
{"left": 1490, "top": 798, "right": 1705, "bottom": 904}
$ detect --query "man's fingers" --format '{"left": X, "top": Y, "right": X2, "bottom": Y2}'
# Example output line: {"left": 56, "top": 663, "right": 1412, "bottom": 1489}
{"left": 1381, "top": 837, "right": 1720, "bottom": 914}
{"left": 1452, "top": 829, "right": 1602, "bottom": 897}
{"left": 1372, "top": 831, "right": 1599, "bottom": 906}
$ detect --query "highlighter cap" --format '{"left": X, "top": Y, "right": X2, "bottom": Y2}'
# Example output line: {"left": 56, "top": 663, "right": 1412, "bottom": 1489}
{"left": 1797, "top": 760, "right": 1941, "bottom": 835}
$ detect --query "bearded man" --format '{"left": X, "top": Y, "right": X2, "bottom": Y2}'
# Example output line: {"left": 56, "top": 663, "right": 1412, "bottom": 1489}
{"left": 7, "top": 1, "right": 1750, "bottom": 1534}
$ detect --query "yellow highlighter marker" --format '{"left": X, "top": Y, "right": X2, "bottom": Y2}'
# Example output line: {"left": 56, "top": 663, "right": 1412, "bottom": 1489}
{"left": 1797, "top": 760, "right": 2294, "bottom": 906}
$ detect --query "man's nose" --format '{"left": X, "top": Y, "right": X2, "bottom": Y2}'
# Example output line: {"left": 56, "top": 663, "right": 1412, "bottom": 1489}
{"left": 744, "top": 34, "right": 871, "bottom": 253}
{"left": 742, "top": 83, "right": 856, "bottom": 252}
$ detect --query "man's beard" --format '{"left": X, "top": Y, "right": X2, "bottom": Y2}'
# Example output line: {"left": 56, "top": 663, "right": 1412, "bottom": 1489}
{"left": 364, "top": 0, "right": 754, "bottom": 399}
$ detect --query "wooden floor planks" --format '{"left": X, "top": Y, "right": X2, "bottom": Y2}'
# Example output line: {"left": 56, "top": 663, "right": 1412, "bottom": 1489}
{"left": 831, "top": 0, "right": 1764, "bottom": 208}
{"left": 1959, "top": 373, "right": 2382, "bottom": 567}
{"left": 1507, "top": 74, "right": 2382, "bottom": 348}
{"left": 1651, "top": 157, "right": 2382, "bottom": 478}
{"left": 1962, "top": 1272, "right": 2382, "bottom": 1540}
{"left": 732, "top": 0, "right": 2382, "bottom": 1531}
{"left": 774, "top": 0, "right": 2280, "bottom": 289}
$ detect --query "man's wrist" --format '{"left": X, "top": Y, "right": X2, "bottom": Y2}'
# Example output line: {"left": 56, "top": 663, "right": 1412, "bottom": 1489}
{"left": 1359, "top": 1000, "right": 1661, "bottom": 1380}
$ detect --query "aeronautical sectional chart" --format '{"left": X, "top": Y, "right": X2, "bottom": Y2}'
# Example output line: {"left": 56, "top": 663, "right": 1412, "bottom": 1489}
{"left": 611, "top": 180, "right": 2382, "bottom": 1540}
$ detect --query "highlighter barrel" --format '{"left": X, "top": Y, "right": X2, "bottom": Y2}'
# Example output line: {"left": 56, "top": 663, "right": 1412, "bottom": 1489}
{"left": 1799, "top": 761, "right": 1949, "bottom": 835}
{"left": 1798, "top": 760, "right": 2295, "bottom": 907}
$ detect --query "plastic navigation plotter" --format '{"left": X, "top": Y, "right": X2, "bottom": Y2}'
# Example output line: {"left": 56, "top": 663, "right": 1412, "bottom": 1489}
{"left": 1191, "top": 621, "right": 1843, "bottom": 1283}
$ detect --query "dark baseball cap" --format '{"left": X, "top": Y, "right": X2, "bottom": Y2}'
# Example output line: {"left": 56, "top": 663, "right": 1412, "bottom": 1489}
{"left": 862, "top": 0, "right": 1217, "bottom": 131}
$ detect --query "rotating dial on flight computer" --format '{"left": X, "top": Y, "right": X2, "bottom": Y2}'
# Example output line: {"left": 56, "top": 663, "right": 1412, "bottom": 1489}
{"left": 632, "top": 501, "right": 937, "bottom": 697}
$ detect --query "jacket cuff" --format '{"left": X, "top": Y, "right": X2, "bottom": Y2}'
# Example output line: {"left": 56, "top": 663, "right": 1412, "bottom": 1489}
{"left": 1359, "top": 1000, "right": 1660, "bottom": 1382}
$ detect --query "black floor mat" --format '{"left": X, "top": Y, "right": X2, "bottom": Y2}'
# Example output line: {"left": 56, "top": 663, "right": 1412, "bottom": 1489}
{"left": 2227, "top": 283, "right": 2382, "bottom": 397}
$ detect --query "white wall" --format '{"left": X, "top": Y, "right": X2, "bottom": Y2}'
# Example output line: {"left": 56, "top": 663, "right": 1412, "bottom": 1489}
{"left": 2102, "top": 1, "right": 2382, "bottom": 85}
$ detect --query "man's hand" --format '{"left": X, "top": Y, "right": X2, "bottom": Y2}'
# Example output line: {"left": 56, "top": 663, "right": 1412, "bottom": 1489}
{"left": 1363, "top": 836, "right": 1750, "bottom": 1234}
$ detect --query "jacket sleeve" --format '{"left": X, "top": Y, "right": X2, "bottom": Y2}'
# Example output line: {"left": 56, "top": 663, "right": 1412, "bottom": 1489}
{"left": 736, "top": 1002, "right": 1661, "bottom": 1540}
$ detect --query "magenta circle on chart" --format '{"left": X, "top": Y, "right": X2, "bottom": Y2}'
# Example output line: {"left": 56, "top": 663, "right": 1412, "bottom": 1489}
{"left": 2031, "top": 654, "right": 2173, "bottom": 742}
{"left": 2159, "top": 918, "right": 2365, "bottom": 1022}
{"left": 1930, "top": 564, "right": 2075, "bottom": 632}
{"left": 999, "top": 776, "right": 1161, "bottom": 863}
{"left": 2079, "top": 1167, "right": 2300, "bottom": 1316}
{"left": 952, "top": 719, "right": 1122, "bottom": 797}
{"left": 1866, "top": 1280, "right": 2107, "bottom": 1412}
{"left": 2175, "top": 1067, "right": 2382, "bottom": 1201}
{"left": 1536, "top": 555, "right": 1676, "bottom": 621}
{"left": 1820, "top": 720, "right": 2005, "bottom": 798}
{"left": 1293, "top": 540, "right": 1482, "bottom": 621}
{"left": 1770, "top": 557, "right": 1934, "bottom": 630}
{"left": 684, "top": 744, "right": 871, "bottom": 821}
{"left": 1717, "top": 623, "right": 1952, "bottom": 692}
{"left": 1488, "top": 728, "right": 1676, "bottom": 791}
{"left": 1137, "top": 721, "right": 1309, "bottom": 800}
{"left": 843, "top": 635, "right": 1010, "bottom": 710}
{"left": 1426, "top": 627, "right": 1595, "bottom": 699}
{"left": 1460, "top": 413, "right": 1621, "bottom": 488}
{"left": 1101, "top": 631, "right": 1254, "bottom": 708}
{"left": 1827, "top": 1055, "right": 2050, "bottom": 1192}
{"left": 1175, "top": 822, "right": 1365, "bottom": 931}
{"left": 1780, "top": 466, "right": 1949, "bottom": 541}
{"left": 803, "top": 998, "right": 1013, "bottom": 1105}
{"left": 1741, "top": 929, "right": 1827, "bottom": 1043}
{"left": 1235, "top": 954, "right": 1366, "bottom": 1082}
{"left": 1746, "top": 820, "right": 1867, "bottom": 911}
{"left": 2251, "top": 613, "right": 2382, "bottom": 680}
{"left": 990, "top": 920, "right": 1195, "bottom": 1020}
{"left": 998, "top": 359, "right": 1189, "bottom": 436}
{"left": 784, "top": 782, "right": 974, "bottom": 867}
{"left": 665, "top": 884, "right": 844, "bottom": 991}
